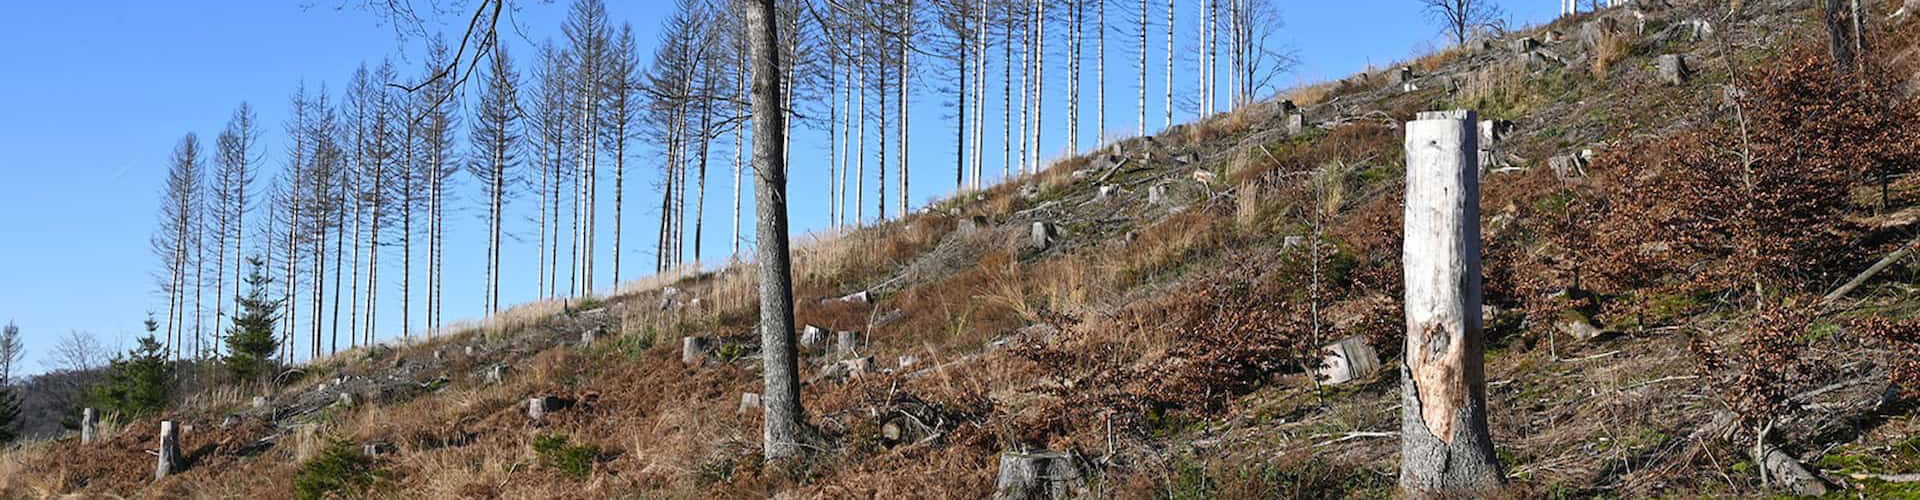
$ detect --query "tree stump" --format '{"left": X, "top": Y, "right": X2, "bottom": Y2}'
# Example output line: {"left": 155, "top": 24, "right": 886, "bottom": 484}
{"left": 1510, "top": 37, "right": 1539, "bottom": 53}
{"left": 580, "top": 329, "right": 597, "bottom": 346}
{"left": 1389, "top": 66, "right": 1414, "bottom": 86}
{"left": 993, "top": 450, "right": 1086, "bottom": 499}
{"left": 836, "top": 331, "right": 861, "bottom": 357}
{"left": 840, "top": 291, "right": 871, "bottom": 304}
{"left": 1148, "top": 185, "right": 1168, "bottom": 204}
{"left": 1319, "top": 336, "right": 1383, "bottom": 385}
{"left": 527, "top": 396, "right": 569, "bottom": 422}
{"left": 1286, "top": 114, "right": 1306, "bottom": 135}
{"left": 295, "top": 424, "right": 320, "bottom": 461}
{"left": 1030, "top": 222, "right": 1056, "bottom": 251}
{"left": 897, "top": 355, "right": 920, "bottom": 369}
{"left": 739, "top": 392, "right": 762, "bottom": 413}
{"left": 156, "top": 421, "right": 180, "bottom": 480}
{"left": 838, "top": 356, "right": 875, "bottom": 378}
{"left": 362, "top": 441, "right": 397, "bottom": 456}
{"left": 485, "top": 364, "right": 509, "bottom": 385}
{"left": 1658, "top": 54, "right": 1690, "bottom": 85}
{"left": 81, "top": 408, "right": 97, "bottom": 444}
{"left": 336, "top": 392, "right": 355, "bottom": 408}
{"left": 682, "top": 337, "right": 711, "bottom": 365}
{"left": 801, "top": 325, "right": 829, "bottom": 348}
{"left": 1400, "top": 110, "right": 1503, "bottom": 495}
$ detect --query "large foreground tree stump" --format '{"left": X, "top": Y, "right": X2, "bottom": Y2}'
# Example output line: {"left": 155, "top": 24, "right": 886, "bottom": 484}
{"left": 1400, "top": 110, "right": 1503, "bottom": 496}
{"left": 682, "top": 337, "right": 711, "bottom": 365}
{"left": 156, "top": 421, "right": 181, "bottom": 480}
{"left": 994, "top": 450, "right": 1086, "bottom": 499}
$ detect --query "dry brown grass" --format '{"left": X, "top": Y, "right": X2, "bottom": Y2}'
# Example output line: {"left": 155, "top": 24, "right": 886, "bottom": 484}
{"left": 1278, "top": 80, "right": 1339, "bottom": 108}
{"left": 1591, "top": 31, "right": 1634, "bottom": 79}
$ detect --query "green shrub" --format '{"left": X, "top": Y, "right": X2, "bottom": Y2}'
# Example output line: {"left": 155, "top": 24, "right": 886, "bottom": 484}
{"left": 294, "top": 441, "right": 381, "bottom": 500}
{"left": 533, "top": 433, "right": 599, "bottom": 480}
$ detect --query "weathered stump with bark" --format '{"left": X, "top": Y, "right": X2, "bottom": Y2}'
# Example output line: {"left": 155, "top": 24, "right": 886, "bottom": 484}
{"left": 156, "top": 421, "right": 180, "bottom": 480}
{"left": 836, "top": 331, "right": 861, "bottom": 357}
{"left": 1659, "top": 54, "right": 1690, "bottom": 85}
{"left": 682, "top": 337, "right": 711, "bottom": 365}
{"left": 739, "top": 392, "right": 762, "bottom": 413}
{"left": 801, "top": 325, "right": 829, "bottom": 348}
{"left": 1399, "top": 110, "right": 1504, "bottom": 496}
{"left": 81, "top": 408, "right": 97, "bottom": 444}
{"left": 993, "top": 450, "right": 1086, "bottom": 499}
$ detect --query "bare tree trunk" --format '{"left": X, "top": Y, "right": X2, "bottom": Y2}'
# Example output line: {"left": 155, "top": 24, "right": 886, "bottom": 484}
{"left": 857, "top": 32, "right": 867, "bottom": 225}
{"left": 1097, "top": 0, "right": 1106, "bottom": 144}
{"left": 1138, "top": 0, "right": 1147, "bottom": 137}
{"left": 743, "top": 0, "right": 806, "bottom": 460}
{"left": 1164, "top": 0, "right": 1174, "bottom": 130}
{"left": 1006, "top": 0, "right": 1016, "bottom": 178}
{"left": 898, "top": 3, "right": 910, "bottom": 217}
{"left": 1399, "top": 110, "right": 1503, "bottom": 497}
{"left": 1033, "top": 0, "right": 1046, "bottom": 173}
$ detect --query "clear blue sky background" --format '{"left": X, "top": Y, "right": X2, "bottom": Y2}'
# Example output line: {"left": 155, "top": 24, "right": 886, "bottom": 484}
{"left": 0, "top": 1, "right": 1556, "bottom": 376}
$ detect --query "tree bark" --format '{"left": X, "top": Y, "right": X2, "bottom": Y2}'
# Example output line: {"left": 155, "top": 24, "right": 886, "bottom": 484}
{"left": 744, "top": 0, "right": 806, "bottom": 461}
{"left": 1399, "top": 110, "right": 1503, "bottom": 497}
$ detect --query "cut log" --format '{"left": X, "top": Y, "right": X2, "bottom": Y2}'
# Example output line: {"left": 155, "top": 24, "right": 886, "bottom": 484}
{"left": 681, "top": 337, "right": 711, "bottom": 365}
{"left": 1755, "top": 444, "right": 1831, "bottom": 496}
{"left": 156, "top": 421, "right": 180, "bottom": 480}
{"left": 362, "top": 441, "right": 397, "bottom": 456}
{"left": 993, "top": 450, "right": 1086, "bottom": 500}
{"left": 840, "top": 291, "right": 872, "bottom": 304}
{"left": 1824, "top": 233, "right": 1920, "bottom": 302}
{"left": 1191, "top": 170, "right": 1216, "bottom": 185}
{"left": 1319, "top": 336, "right": 1383, "bottom": 385}
{"left": 82, "top": 408, "right": 97, "bottom": 444}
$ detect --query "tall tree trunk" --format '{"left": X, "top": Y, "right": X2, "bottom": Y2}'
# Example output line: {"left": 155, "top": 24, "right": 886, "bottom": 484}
{"left": 898, "top": 4, "right": 910, "bottom": 218}
{"left": 696, "top": 77, "right": 714, "bottom": 264}
{"left": 1006, "top": 0, "right": 1015, "bottom": 179}
{"left": 1399, "top": 111, "right": 1503, "bottom": 497}
{"left": 857, "top": 32, "right": 867, "bottom": 224}
{"left": 1138, "top": 0, "right": 1147, "bottom": 137}
{"left": 743, "top": 0, "right": 805, "bottom": 460}
{"left": 1097, "top": 0, "right": 1105, "bottom": 144}
{"left": 1033, "top": 0, "right": 1045, "bottom": 173}
{"left": 1164, "top": 0, "right": 1174, "bottom": 130}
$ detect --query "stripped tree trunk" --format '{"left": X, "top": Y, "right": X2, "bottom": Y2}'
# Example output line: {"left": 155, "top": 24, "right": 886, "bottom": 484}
{"left": 1399, "top": 110, "right": 1503, "bottom": 497}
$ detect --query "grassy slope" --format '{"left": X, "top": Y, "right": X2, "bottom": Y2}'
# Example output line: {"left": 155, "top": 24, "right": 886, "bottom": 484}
{"left": 6, "top": 0, "right": 1920, "bottom": 498}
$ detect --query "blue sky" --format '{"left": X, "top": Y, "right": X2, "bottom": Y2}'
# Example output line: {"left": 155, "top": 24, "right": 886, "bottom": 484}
{"left": 0, "top": 1, "right": 1556, "bottom": 376}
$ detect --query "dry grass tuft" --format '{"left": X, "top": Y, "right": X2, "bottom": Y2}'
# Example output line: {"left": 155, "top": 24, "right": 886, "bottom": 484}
{"left": 1591, "top": 32, "right": 1634, "bottom": 79}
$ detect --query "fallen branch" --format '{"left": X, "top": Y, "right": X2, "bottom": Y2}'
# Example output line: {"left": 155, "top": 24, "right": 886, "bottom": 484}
{"left": 1824, "top": 232, "right": 1920, "bottom": 303}
{"left": 1850, "top": 472, "right": 1920, "bottom": 483}
{"left": 1312, "top": 431, "right": 1397, "bottom": 447}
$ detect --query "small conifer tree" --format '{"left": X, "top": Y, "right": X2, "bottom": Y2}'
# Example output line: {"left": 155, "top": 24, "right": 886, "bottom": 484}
{"left": 225, "top": 257, "right": 282, "bottom": 384}
{"left": 90, "top": 314, "right": 174, "bottom": 417}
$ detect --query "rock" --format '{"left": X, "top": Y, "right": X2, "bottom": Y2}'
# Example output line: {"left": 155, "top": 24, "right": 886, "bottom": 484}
{"left": 836, "top": 331, "right": 862, "bottom": 357}
{"left": 1172, "top": 152, "right": 1199, "bottom": 165}
{"left": 1148, "top": 184, "right": 1168, "bottom": 205}
{"left": 801, "top": 325, "right": 829, "bottom": 348}
{"left": 1510, "top": 37, "right": 1539, "bottom": 53}
{"left": 739, "top": 392, "right": 762, "bottom": 413}
{"left": 1191, "top": 170, "right": 1216, "bottom": 185}
{"left": 1388, "top": 66, "right": 1413, "bottom": 86}
{"left": 1285, "top": 113, "right": 1306, "bottom": 135}
{"left": 1558, "top": 318, "right": 1606, "bottom": 341}
{"left": 1658, "top": 54, "right": 1689, "bottom": 85}
{"left": 362, "top": 441, "right": 397, "bottom": 456}
{"left": 994, "top": 450, "right": 1086, "bottom": 500}
{"left": 1318, "top": 336, "right": 1382, "bottom": 385}
{"left": 1029, "top": 222, "right": 1056, "bottom": 251}
{"left": 682, "top": 337, "right": 712, "bottom": 365}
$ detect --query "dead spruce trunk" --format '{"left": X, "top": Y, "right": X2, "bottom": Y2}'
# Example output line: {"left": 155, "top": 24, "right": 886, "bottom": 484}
{"left": 156, "top": 421, "right": 180, "bottom": 480}
{"left": 1399, "top": 110, "right": 1503, "bottom": 497}
{"left": 82, "top": 408, "right": 97, "bottom": 444}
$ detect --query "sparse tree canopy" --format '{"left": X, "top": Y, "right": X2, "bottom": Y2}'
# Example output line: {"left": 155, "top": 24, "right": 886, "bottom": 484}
{"left": 1419, "top": 0, "right": 1503, "bottom": 47}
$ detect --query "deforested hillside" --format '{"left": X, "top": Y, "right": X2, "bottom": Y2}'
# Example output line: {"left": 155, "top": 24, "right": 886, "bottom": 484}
{"left": 5, "top": 0, "right": 1920, "bottom": 498}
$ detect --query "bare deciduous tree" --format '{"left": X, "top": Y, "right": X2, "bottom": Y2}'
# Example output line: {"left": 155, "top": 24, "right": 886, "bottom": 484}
{"left": 1420, "top": 0, "right": 1503, "bottom": 47}
{"left": 742, "top": 0, "right": 807, "bottom": 461}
